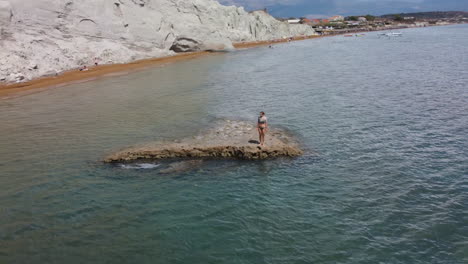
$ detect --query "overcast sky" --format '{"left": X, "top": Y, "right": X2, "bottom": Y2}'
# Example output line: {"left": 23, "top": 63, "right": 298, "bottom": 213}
{"left": 218, "top": 0, "right": 468, "bottom": 18}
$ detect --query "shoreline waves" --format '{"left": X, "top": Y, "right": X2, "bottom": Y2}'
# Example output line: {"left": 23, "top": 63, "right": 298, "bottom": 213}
{"left": 0, "top": 35, "right": 322, "bottom": 99}
{"left": 0, "top": 23, "right": 462, "bottom": 99}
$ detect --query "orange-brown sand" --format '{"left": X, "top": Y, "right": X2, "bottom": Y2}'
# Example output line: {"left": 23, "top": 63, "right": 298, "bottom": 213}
{"left": 233, "top": 35, "right": 321, "bottom": 49}
{"left": 0, "top": 35, "right": 322, "bottom": 99}
{"left": 1, "top": 22, "right": 452, "bottom": 99}
{"left": 0, "top": 51, "right": 211, "bottom": 99}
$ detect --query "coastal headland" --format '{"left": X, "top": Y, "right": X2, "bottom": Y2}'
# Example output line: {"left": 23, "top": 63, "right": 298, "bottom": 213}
{"left": 1, "top": 0, "right": 462, "bottom": 99}
{"left": 0, "top": 23, "right": 458, "bottom": 99}
{"left": 105, "top": 120, "right": 303, "bottom": 162}
{"left": 0, "top": 0, "right": 315, "bottom": 98}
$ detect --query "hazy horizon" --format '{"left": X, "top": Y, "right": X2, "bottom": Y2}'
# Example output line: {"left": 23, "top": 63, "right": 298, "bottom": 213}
{"left": 218, "top": 0, "right": 468, "bottom": 18}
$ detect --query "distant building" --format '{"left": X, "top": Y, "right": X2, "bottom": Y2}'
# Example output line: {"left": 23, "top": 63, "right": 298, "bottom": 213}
{"left": 287, "top": 19, "right": 301, "bottom": 24}
{"left": 329, "top": 15, "right": 344, "bottom": 21}
{"left": 358, "top": 17, "right": 367, "bottom": 22}
{"left": 436, "top": 21, "right": 450, "bottom": 25}
{"left": 299, "top": 18, "right": 310, "bottom": 25}
{"left": 415, "top": 22, "right": 429, "bottom": 27}
{"left": 404, "top": 16, "right": 415, "bottom": 20}
{"left": 311, "top": 19, "right": 321, "bottom": 25}
{"left": 346, "top": 21, "right": 361, "bottom": 26}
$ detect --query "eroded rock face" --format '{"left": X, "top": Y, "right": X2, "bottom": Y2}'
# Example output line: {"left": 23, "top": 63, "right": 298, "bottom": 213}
{"left": 105, "top": 120, "right": 303, "bottom": 162}
{"left": 0, "top": 1, "right": 12, "bottom": 26}
{"left": 0, "top": 0, "right": 315, "bottom": 83}
{"left": 170, "top": 36, "right": 234, "bottom": 52}
{"left": 170, "top": 37, "right": 201, "bottom": 52}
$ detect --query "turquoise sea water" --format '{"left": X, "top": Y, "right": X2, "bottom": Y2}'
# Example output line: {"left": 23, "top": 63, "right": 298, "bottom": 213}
{"left": 1, "top": 25, "right": 467, "bottom": 263}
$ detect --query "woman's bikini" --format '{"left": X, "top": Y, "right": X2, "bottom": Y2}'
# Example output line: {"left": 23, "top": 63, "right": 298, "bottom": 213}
{"left": 258, "top": 116, "right": 267, "bottom": 130}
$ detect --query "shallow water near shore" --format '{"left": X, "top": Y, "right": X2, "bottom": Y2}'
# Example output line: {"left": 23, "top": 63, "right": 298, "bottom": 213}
{"left": 1, "top": 25, "right": 468, "bottom": 263}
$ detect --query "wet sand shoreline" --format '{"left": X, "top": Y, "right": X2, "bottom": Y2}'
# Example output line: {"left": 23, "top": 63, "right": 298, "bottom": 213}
{"left": 0, "top": 35, "right": 321, "bottom": 99}
{"left": 0, "top": 51, "right": 212, "bottom": 99}
{"left": 0, "top": 24, "right": 456, "bottom": 99}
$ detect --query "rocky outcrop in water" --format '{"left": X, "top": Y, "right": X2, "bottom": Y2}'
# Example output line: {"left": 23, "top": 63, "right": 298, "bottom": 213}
{"left": 105, "top": 120, "right": 303, "bottom": 162}
{"left": 0, "top": 0, "right": 315, "bottom": 83}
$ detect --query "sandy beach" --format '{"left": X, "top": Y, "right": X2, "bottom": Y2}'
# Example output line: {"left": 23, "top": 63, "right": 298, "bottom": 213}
{"left": 0, "top": 36, "right": 322, "bottom": 99}
{"left": 1, "top": 23, "right": 447, "bottom": 99}
{"left": 0, "top": 51, "right": 212, "bottom": 99}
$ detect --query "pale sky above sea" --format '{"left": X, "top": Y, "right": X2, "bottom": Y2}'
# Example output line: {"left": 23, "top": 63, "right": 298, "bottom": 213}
{"left": 218, "top": 0, "right": 468, "bottom": 18}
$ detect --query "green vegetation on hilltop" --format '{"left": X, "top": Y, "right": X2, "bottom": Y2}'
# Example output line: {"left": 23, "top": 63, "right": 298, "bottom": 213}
{"left": 381, "top": 11, "right": 468, "bottom": 19}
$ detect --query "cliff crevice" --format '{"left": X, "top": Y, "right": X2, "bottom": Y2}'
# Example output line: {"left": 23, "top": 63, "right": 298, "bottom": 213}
{"left": 0, "top": 0, "right": 315, "bottom": 82}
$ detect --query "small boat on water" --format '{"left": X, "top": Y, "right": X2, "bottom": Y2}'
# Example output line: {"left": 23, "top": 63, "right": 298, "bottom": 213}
{"left": 379, "top": 32, "right": 403, "bottom": 37}
{"left": 344, "top": 34, "right": 365, "bottom": 37}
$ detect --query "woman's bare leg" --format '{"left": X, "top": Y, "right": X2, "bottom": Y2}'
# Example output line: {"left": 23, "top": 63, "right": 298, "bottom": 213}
{"left": 258, "top": 128, "right": 262, "bottom": 144}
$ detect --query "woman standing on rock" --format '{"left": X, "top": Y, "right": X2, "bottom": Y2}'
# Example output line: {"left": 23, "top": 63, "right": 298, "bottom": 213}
{"left": 257, "top": 111, "right": 268, "bottom": 146}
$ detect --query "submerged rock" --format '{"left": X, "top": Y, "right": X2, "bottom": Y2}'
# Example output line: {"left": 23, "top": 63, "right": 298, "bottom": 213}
{"left": 105, "top": 120, "right": 303, "bottom": 162}
{"left": 159, "top": 160, "right": 204, "bottom": 174}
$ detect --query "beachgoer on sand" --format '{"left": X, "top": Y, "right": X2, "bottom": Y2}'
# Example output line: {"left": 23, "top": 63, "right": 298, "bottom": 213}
{"left": 257, "top": 111, "right": 268, "bottom": 146}
{"left": 94, "top": 57, "right": 99, "bottom": 66}
{"left": 79, "top": 65, "right": 88, "bottom": 71}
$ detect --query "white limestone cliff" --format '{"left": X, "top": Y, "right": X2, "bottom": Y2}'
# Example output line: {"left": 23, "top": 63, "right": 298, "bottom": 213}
{"left": 0, "top": 0, "right": 315, "bottom": 82}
